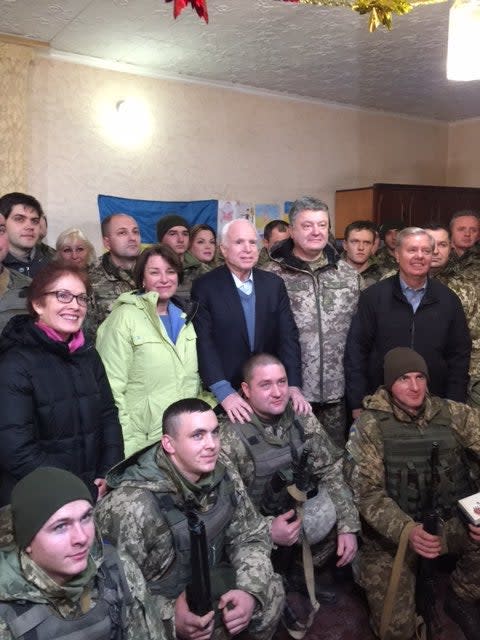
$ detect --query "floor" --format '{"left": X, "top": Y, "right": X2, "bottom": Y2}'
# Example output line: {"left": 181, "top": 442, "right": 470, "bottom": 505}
{"left": 274, "top": 562, "right": 467, "bottom": 640}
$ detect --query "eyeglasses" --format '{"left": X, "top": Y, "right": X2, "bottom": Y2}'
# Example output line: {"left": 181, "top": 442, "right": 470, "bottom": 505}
{"left": 42, "top": 290, "right": 89, "bottom": 307}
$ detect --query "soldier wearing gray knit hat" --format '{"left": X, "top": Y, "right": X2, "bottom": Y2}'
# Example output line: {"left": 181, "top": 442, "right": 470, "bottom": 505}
{"left": 383, "top": 347, "right": 430, "bottom": 391}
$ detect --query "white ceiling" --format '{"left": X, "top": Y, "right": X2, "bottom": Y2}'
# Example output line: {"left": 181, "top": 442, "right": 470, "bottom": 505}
{"left": 1, "top": 0, "right": 479, "bottom": 121}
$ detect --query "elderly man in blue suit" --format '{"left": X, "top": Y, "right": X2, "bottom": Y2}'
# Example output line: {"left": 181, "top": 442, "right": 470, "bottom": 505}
{"left": 191, "top": 218, "right": 310, "bottom": 423}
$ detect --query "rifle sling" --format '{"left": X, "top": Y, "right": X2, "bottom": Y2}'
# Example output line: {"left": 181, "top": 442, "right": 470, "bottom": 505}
{"left": 379, "top": 521, "right": 417, "bottom": 640}
{"left": 284, "top": 484, "right": 320, "bottom": 640}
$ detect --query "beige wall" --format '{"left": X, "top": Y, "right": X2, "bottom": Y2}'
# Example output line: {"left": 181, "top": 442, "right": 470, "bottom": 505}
{"left": 447, "top": 118, "right": 480, "bottom": 187}
{"left": 27, "top": 57, "right": 448, "bottom": 248}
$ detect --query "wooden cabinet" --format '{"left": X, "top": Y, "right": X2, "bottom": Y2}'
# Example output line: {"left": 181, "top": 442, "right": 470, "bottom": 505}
{"left": 334, "top": 183, "right": 480, "bottom": 238}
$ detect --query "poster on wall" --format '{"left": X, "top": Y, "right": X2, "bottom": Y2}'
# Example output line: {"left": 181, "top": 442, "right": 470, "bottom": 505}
{"left": 217, "top": 201, "right": 254, "bottom": 237}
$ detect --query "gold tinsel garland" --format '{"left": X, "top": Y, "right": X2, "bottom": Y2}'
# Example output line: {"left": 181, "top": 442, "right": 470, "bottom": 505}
{"left": 280, "top": 0, "right": 446, "bottom": 31}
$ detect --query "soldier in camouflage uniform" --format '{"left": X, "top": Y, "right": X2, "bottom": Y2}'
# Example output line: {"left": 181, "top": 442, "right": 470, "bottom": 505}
{"left": 0, "top": 467, "right": 164, "bottom": 640}
{"left": 96, "top": 398, "right": 284, "bottom": 640}
{"left": 88, "top": 214, "right": 141, "bottom": 331}
{"left": 263, "top": 197, "right": 361, "bottom": 447}
{"left": 257, "top": 220, "right": 290, "bottom": 267}
{"left": 341, "top": 220, "right": 382, "bottom": 289}
{"left": 425, "top": 223, "right": 480, "bottom": 405}
{"left": 345, "top": 347, "right": 480, "bottom": 640}
{"left": 220, "top": 354, "right": 359, "bottom": 571}
{"left": 156, "top": 214, "right": 210, "bottom": 305}
{"left": 0, "top": 213, "right": 30, "bottom": 334}
{"left": 449, "top": 210, "right": 480, "bottom": 263}
{"left": 374, "top": 220, "right": 406, "bottom": 276}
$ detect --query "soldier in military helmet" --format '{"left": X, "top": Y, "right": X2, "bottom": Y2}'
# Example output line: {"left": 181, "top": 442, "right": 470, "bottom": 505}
{"left": 96, "top": 398, "right": 284, "bottom": 640}
{"left": 346, "top": 347, "right": 480, "bottom": 640}
{"left": 0, "top": 467, "right": 164, "bottom": 640}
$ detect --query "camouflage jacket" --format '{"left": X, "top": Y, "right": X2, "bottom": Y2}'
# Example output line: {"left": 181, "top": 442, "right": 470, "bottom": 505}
{"left": 96, "top": 445, "right": 276, "bottom": 634}
{"left": 433, "top": 268, "right": 480, "bottom": 378}
{"left": 263, "top": 240, "right": 360, "bottom": 403}
{"left": 220, "top": 403, "right": 360, "bottom": 533}
{"left": 340, "top": 255, "right": 382, "bottom": 290}
{"left": 374, "top": 246, "right": 398, "bottom": 276}
{"left": 0, "top": 506, "right": 165, "bottom": 640}
{"left": 450, "top": 244, "right": 480, "bottom": 278}
{"left": 176, "top": 251, "right": 211, "bottom": 306}
{"left": 0, "top": 267, "right": 30, "bottom": 335}
{"left": 88, "top": 253, "right": 136, "bottom": 329}
{"left": 345, "top": 387, "right": 480, "bottom": 546}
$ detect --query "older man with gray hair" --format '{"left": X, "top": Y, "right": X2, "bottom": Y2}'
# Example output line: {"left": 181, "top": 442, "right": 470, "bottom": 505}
{"left": 345, "top": 227, "right": 471, "bottom": 416}
{"left": 191, "top": 218, "right": 309, "bottom": 423}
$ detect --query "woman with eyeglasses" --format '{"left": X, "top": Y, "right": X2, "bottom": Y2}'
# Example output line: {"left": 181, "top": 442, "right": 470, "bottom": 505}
{"left": 0, "top": 263, "right": 124, "bottom": 506}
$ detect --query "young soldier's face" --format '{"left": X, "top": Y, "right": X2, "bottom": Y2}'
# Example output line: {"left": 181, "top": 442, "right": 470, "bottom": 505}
{"left": 451, "top": 215, "right": 479, "bottom": 252}
{"left": 241, "top": 363, "right": 289, "bottom": 420}
{"left": 343, "top": 229, "right": 375, "bottom": 267}
{"left": 27, "top": 500, "right": 95, "bottom": 585}
{"left": 162, "top": 410, "right": 220, "bottom": 483}
{"left": 390, "top": 372, "right": 427, "bottom": 414}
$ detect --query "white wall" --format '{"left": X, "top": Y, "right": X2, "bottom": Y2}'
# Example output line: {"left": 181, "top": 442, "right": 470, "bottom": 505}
{"left": 27, "top": 57, "right": 449, "bottom": 248}
{"left": 447, "top": 118, "right": 480, "bottom": 187}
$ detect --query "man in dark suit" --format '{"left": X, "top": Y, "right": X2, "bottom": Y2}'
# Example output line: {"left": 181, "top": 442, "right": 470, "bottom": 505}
{"left": 191, "top": 218, "right": 309, "bottom": 423}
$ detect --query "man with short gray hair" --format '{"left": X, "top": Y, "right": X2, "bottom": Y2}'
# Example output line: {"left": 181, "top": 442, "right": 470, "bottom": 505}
{"left": 263, "top": 196, "right": 361, "bottom": 447}
{"left": 345, "top": 227, "right": 471, "bottom": 416}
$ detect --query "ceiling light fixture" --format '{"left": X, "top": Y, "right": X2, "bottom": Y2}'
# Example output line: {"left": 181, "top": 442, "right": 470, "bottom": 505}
{"left": 447, "top": 0, "right": 480, "bottom": 80}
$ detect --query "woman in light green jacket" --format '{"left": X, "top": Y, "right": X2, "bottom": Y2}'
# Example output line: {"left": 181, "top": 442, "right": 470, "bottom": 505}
{"left": 96, "top": 244, "right": 213, "bottom": 457}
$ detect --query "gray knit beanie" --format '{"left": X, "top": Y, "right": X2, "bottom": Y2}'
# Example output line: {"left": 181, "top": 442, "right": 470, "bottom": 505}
{"left": 11, "top": 467, "right": 93, "bottom": 549}
{"left": 156, "top": 214, "right": 189, "bottom": 242}
{"left": 384, "top": 347, "right": 429, "bottom": 390}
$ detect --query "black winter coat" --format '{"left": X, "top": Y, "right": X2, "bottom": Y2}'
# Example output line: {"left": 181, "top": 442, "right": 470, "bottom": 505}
{"left": 0, "top": 315, "right": 124, "bottom": 505}
{"left": 344, "top": 274, "right": 471, "bottom": 410}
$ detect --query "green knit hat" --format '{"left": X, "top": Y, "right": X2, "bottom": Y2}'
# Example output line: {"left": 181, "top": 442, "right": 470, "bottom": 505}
{"left": 384, "top": 347, "right": 429, "bottom": 390}
{"left": 156, "top": 214, "right": 189, "bottom": 242}
{"left": 11, "top": 468, "right": 93, "bottom": 549}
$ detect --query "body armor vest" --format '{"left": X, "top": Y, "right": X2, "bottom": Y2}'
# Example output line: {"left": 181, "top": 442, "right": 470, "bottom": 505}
{"left": 0, "top": 545, "right": 131, "bottom": 640}
{"left": 377, "top": 405, "right": 473, "bottom": 521}
{"left": 148, "top": 472, "right": 237, "bottom": 599}
{"left": 233, "top": 418, "right": 305, "bottom": 508}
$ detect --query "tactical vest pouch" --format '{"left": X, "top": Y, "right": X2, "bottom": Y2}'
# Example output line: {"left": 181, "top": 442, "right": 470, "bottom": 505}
{"left": 379, "top": 407, "right": 472, "bottom": 521}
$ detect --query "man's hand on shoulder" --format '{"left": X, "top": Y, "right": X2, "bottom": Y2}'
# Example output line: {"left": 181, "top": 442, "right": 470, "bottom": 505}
{"left": 221, "top": 392, "right": 253, "bottom": 424}
{"left": 408, "top": 524, "right": 442, "bottom": 559}
{"left": 270, "top": 509, "right": 301, "bottom": 546}
{"left": 218, "top": 589, "right": 256, "bottom": 636}
{"left": 174, "top": 591, "right": 214, "bottom": 640}
{"left": 336, "top": 532, "right": 358, "bottom": 567}
{"left": 289, "top": 386, "right": 312, "bottom": 416}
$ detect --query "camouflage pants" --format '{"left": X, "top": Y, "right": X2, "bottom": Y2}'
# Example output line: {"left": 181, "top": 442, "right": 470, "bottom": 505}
{"left": 311, "top": 400, "right": 347, "bottom": 449}
{"left": 210, "top": 571, "right": 284, "bottom": 640}
{"left": 354, "top": 517, "right": 480, "bottom": 639}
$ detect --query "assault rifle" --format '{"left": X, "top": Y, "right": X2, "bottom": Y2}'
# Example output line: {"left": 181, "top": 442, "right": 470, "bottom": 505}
{"left": 185, "top": 509, "right": 213, "bottom": 616}
{"left": 263, "top": 447, "right": 311, "bottom": 576}
{"left": 416, "top": 442, "right": 440, "bottom": 640}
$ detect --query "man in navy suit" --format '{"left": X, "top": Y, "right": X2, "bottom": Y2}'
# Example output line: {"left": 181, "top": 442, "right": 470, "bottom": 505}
{"left": 191, "top": 219, "right": 310, "bottom": 423}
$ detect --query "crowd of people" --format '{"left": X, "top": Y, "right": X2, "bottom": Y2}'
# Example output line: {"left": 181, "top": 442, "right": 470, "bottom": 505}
{"left": 0, "top": 190, "right": 480, "bottom": 640}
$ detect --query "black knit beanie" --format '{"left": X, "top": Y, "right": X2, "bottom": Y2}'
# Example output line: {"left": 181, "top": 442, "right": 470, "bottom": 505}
{"left": 384, "top": 347, "right": 429, "bottom": 390}
{"left": 156, "top": 215, "right": 189, "bottom": 242}
{"left": 11, "top": 467, "right": 93, "bottom": 549}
